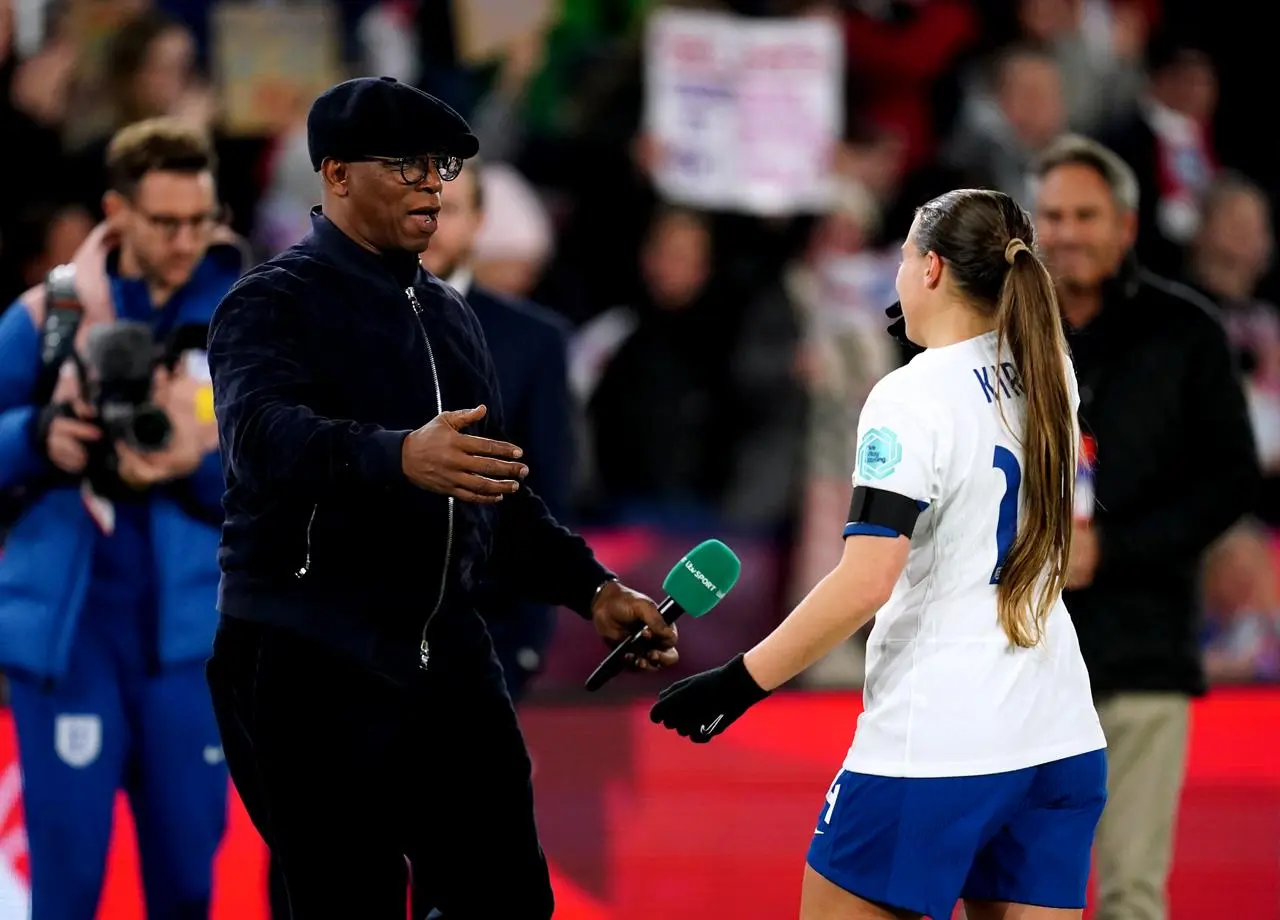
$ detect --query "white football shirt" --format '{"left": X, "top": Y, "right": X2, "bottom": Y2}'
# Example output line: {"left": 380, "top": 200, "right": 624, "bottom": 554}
{"left": 843, "top": 331, "right": 1106, "bottom": 778}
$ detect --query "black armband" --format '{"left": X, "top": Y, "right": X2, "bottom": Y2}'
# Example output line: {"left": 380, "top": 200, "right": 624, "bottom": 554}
{"left": 843, "top": 486, "right": 923, "bottom": 539}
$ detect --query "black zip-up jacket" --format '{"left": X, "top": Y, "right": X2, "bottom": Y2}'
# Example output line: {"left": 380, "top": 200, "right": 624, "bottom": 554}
{"left": 1064, "top": 264, "right": 1259, "bottom": 698}
{"left": 207, "top": 211, "right": 611, "bottom": 681}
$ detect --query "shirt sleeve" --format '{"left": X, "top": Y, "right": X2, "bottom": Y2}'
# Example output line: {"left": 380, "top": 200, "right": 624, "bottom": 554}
{"left": 844, "top": 382, "right": 940, "bottom": 539}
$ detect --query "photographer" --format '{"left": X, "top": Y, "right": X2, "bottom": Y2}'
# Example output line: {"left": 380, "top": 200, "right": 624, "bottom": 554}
{"left": 0, "top": 119, "right": 243, "bottom": 920}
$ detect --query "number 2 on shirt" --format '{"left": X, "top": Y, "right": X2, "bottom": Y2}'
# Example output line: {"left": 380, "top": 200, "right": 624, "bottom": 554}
{"left": 991, "top": 446, "right": 1022, "bottom": 584}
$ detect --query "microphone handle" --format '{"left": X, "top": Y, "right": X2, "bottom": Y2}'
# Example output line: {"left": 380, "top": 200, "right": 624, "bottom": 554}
{"left": 583, "top": 597, "right": 684, "bottom": 692}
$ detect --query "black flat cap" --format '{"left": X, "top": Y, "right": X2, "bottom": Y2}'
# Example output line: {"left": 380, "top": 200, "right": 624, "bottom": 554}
{"left": 306, "top": 75, "right": 479, "bottom": 171}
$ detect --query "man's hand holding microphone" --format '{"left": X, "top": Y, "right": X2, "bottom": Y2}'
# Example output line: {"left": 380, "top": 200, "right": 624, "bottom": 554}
{"left": 399, "top": 403, "right": 678, "bottom": 669}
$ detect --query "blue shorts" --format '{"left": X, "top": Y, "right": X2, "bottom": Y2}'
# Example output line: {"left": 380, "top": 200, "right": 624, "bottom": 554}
{"left": 806, "top": 749, "right": 1107, "bottom": 919}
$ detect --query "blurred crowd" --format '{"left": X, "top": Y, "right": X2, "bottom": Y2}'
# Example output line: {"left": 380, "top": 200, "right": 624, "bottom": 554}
{"left": 2, "top": 0, "right": 1279, "bottom": 689}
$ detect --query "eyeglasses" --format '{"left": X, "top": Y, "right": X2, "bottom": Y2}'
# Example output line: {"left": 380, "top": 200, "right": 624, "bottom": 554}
{"left": 136, "top": 207, "right": 225, "bottom": 240}
{"left": 360, "top": 154, "right": 463, "bottom": 185}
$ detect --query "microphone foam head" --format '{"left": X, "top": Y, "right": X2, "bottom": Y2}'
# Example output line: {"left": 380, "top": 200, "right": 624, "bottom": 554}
{"left": 662, "top": 539, "right": 742, "bottom": 618}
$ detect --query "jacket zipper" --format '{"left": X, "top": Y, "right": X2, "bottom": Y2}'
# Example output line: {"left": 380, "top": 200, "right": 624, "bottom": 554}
{"left": 295, "top": 505, "right": 318, "bottom": 577}
{"left": 406, "top": 286, "right": 454, "bottom": 670}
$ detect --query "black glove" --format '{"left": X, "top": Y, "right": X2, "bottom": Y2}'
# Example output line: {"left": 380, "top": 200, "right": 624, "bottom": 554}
{"left": 649, "top": 653, "right": 770, "bottom": 743}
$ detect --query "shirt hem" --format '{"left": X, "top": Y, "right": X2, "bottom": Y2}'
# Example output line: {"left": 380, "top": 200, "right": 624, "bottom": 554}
{"left": 841, "top": 734, "right": 1108, "bottom": 778}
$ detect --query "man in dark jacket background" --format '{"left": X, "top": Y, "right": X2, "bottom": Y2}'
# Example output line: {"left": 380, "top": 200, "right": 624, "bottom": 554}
{"left": 1033, "top": 134, "right": 1258, "bottom": 920}
{"left": 205, "top": 77, "right": 678, "bottom": 920}
{"left": 421, "top": 157, "right": 574, "bottom": 704}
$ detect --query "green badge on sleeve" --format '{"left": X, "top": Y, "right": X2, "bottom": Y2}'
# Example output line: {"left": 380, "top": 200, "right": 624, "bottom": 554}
{"left": 857, "top": 427, "right": 902, "bottom": 480}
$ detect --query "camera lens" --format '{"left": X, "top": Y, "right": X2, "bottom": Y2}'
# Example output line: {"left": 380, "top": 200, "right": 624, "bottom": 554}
{"left": 128, "top": 406, "right": 172, "bottom": 452}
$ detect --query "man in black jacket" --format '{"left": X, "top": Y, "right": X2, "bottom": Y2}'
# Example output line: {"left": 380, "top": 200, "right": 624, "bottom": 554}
{"left": 204, "top": 77, "right": 678, "bottom": 920}
{"left": 1032, "top": 135, "right": 1258, "bottom": 920}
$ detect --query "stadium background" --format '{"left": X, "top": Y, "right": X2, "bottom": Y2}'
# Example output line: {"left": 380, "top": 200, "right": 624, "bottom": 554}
{"left": 0, "top": 0, "right": 1278, "bottom": 917}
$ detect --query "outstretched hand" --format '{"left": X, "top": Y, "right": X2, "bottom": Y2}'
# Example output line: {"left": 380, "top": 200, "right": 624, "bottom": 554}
{"left": 401, "top": 405, "right": 529, "bottom": 503}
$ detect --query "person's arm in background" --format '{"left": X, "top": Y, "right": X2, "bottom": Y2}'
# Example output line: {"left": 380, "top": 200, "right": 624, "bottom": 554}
{"left": 208, "top": 281, "right": 411, "bottom": 498}
{"left": 1091, "top": 315, "right": 1259, "bottom": 575}
{"left": 0, "top": 299, "right": 48, "bottom": 489}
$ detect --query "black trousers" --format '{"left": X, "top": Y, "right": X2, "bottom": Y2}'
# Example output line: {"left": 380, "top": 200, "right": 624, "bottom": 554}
{"left": 207, "top": 616, "right": 553, "bottom": 920}
{"left": 266, "top": 608, "right": 554, "bottom": 920}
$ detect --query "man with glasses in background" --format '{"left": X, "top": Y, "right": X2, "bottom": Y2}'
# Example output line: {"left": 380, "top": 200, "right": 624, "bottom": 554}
{"left": 0, "top": 117, "right": 242, "bottom": 919}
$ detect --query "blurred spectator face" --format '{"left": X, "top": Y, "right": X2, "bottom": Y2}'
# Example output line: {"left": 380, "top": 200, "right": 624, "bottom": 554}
{"left": 810, "top": 212, "right": 866, "bottom": 259}
{"left": 641, "top": 210, "right": 711, "bottom": 311}
{"left": 1152, "top": 51, "right": 1217, "bottom": 124}
{"left": 470, "top": 163, "right": 551, "bottom": 298}
{"left": 1034, "top": 163, "right": 1136, "bottom": 292}
{"left": 1017, "top": 0, "right": 1081, "bottom": 41}
{"left": 119, "top": 23, "right": 196, "bottom": 121}
{"left": 1191, "top": 185, "right": 1272, "bottom": 301}
{"left": 421, "top": 166, "right": 482, "bottom": 280}
{"left": 834, "top": 131, "right": 907, "bottom": 204}
{"left": 106, "top": 169, "right": 218, "bottom": 292}
{"left": 21, "top": 206, "right": 95, "bottom": 288}
{"left": 996, "top": 52, "right": 1065, "bottom": 151}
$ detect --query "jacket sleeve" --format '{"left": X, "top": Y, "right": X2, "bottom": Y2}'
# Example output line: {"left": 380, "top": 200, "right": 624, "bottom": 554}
{"left": 458, "top": 304, "right": 611, "bottom": 617}
{"left": 1095, "top": 318, "right": 1259, "bottom": 573}
{"left": 494, "top": 483, "right": 612, "bottom": 618}
{"left": 0, "top": 302, "right": 49, "bottom": 491}
{"left": 207, "top": 285, "right": 411, "bottom": 498}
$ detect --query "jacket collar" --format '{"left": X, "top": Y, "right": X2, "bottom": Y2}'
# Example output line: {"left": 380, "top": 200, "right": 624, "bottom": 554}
{"left": 1066, "top": 255, "right": 1144, "bottom": 344}
{"left": 307, "top": 206, "right": 422, "bottom": 290}
{"left": 105, "top": 239, "right": 246, "bottom": 320}
{"left": 1100, "top": 253, "right": 1143, "bottom": 305}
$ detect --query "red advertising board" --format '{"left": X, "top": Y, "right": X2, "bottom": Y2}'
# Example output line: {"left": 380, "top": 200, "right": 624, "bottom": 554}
{"left": 0, "top": 688, "right": 1275, "bottom": 919}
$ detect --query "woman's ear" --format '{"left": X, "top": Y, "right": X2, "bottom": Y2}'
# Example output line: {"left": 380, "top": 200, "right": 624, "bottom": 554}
{"left": 924, "top": 251, "right": 943, "bottom": 290}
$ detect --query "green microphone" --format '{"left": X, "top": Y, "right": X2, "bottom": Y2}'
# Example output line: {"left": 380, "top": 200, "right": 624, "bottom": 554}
{"left": 584, "top": 539, "right": 742, "bottom": 691}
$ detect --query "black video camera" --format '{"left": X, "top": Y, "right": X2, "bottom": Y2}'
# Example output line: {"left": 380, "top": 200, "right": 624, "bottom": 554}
{"left": 72, "top": 319, "right": 209, "bottom": 499}
{"left": 43, "top": 268, "right": 209, "bottom": 495}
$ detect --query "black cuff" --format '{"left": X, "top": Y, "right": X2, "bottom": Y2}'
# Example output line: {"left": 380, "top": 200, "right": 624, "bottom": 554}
{"left": 725, "top": 653, "right": 771, "bottom": 704}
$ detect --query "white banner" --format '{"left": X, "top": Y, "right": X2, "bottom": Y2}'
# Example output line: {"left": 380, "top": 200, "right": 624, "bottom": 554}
{"left": 645, "top": 10, "right": 844, "bottom": 216}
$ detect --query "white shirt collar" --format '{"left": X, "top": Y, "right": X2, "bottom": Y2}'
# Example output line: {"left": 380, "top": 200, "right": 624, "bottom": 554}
{"left": 445, "top": 268, "right": 473, "bottom": 297}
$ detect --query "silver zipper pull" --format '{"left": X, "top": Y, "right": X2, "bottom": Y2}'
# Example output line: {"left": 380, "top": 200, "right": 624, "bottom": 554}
{"left": 419, "top": 640, "right": 430, "bottom": 670}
